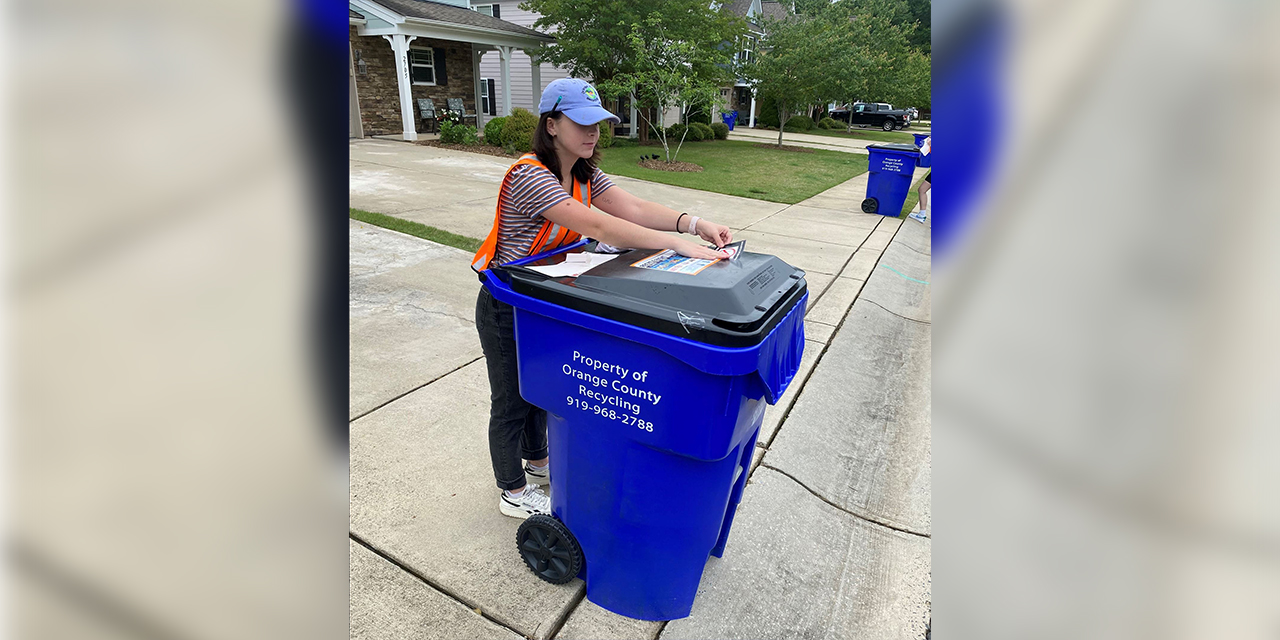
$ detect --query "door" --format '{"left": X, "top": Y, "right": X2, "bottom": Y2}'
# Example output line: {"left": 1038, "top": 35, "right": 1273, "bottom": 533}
{"left": 852, "top": 103, "right": 871, "bottom": 125}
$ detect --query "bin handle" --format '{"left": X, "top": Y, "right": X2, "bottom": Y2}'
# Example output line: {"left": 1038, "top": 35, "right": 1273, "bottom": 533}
{"left": 711, "top": 271, "right": 805, "bottom": 332}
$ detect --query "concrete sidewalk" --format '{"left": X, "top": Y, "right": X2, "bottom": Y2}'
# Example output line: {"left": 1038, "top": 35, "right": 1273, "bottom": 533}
{"left": 349, "top": 139, "right": 931, "bottom": 639}
{"left": 728, "top": 126, "right": 930, "bottom": 154}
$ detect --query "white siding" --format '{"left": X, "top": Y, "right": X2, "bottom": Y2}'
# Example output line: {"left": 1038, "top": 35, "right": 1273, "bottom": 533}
{"left": 475, "top": 0, "right": 578, "bottom": 115}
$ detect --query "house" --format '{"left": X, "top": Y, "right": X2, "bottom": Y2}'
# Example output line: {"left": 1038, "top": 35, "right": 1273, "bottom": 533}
{"left": 468, "top": 1, "right": 642, "bottom": 137}
{"left": 348, "top": 0, "right": 554, "bottom": 140}
{"left": 722, "top": 0, "right": 790, "bottom": 128}
{"left": 469, "top": 2, "right": 572, "bottom": 123}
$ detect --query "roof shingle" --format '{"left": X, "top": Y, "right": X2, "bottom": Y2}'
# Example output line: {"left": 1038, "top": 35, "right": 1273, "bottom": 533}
{"left": 759, "top": 1, "right": 789, "bottom": 22}
{"left": 370, "top": 0, "right": 552, "bottom": 40}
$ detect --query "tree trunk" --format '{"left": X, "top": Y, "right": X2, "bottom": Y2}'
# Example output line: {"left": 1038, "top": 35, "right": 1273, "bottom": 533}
{"left": 777, "top": 106, "right": 787, "bottom": 146}
{"left": 638, "top": 107, "right": 651, "bottom": 144}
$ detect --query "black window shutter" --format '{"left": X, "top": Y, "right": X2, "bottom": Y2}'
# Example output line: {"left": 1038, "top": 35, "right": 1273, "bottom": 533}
{"left": 487, "top": 79, "right": 496, "bottom": 115}
{"left": 434, "top": 48, "right": 447, "bottom": 85}
{"left": 492, "top": 3, "right": 501, "bottom": 18}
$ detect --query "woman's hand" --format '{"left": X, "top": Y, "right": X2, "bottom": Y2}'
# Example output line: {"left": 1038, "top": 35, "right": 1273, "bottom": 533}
{"left": 694, "top": 220, "right": 733, "bottom": 248}
{"left": 673, "top": 238, "right": 729, "bottom": 260}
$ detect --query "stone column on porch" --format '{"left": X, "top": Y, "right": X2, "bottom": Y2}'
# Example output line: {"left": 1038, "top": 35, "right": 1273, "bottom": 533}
{"left": 382, "top": 33, "right": 419, "bottom": 141}
{"left": 749, "top": 87, "right": 757, "bottom": 128}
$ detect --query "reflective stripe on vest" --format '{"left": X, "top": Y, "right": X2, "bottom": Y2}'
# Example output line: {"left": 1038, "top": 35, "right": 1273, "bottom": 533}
{"left": 471, "top": 154, "right": 590, "bottom": 272}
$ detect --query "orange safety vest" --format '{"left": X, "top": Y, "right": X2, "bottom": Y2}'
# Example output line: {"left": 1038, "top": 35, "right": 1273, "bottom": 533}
{"left": 472, "top": 154, "right": 591, "bottom": 272}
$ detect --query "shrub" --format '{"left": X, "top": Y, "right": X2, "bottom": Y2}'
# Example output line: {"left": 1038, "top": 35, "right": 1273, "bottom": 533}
{"left": 755, "top": 94, "right": 782, "bottom": 128}
{"left": 685, "top": 106, "right": 712, "bottom": 125}
{"left": 483, "top": 116, "right": 507, "bottom": 146}
{"left": 439, "top": 121, "right": 479, "bottom": 145}
{"left": 819, "top": 117, "right": 839, "bottom": 130}
{"left": 597, "top": 121, "right": 614, "bottom": 149}
{"left": 709, "top": 122, "right": 730, "bottom": 140}
{"left": 502, "top": 108, "right": 538, "bottom": 153}
{"left": 665, "top": 123, "right": 689, "bottom": 142}
{"left": 784, "top": 115, "right": 814, "bottom": 132}
{"left": 690, "top": 122, "right": 715, "bottom": 141}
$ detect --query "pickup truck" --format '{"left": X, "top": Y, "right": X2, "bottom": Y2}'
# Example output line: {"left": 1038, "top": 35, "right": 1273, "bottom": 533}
{"left": 830, "top": 102, "right": 912, "bottom": 130}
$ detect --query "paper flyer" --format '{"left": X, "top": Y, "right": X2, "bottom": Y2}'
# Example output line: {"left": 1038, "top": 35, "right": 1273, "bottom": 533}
{"left": 525, "top": 252, "right": 618, "bottom": 277}
{"left": 630, "top": 250, "right": 719, "bottom": 275}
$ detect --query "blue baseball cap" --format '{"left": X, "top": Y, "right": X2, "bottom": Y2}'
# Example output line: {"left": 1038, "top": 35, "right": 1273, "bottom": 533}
{"left": 538, "top": 78, "right": 620, "bottom": 125}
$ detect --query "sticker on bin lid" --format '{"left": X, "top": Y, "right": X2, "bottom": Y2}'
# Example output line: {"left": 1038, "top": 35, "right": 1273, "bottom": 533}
{"left": 630, "top": 249, "right": 720, "bottom": 275}
{"left": 709, "top": 240, "right": 745, "bottom": 261}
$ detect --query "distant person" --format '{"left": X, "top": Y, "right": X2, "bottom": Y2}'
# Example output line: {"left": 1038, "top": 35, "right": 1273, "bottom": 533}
{"left": 471, "top": 78, "right": 733, "bottom": 519}
{"left": 909, "top": 136, "right": 930, "bottom": 224}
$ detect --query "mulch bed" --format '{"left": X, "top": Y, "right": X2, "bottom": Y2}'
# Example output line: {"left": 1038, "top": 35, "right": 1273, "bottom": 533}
{"left": 752, "top": 143, "right": 816, "bottom": 153}
{"left": 638, "top": 159, "right": 703, "bottom": 172}
{"left": 418, "top": 141, "right": 520, "bottom": 158}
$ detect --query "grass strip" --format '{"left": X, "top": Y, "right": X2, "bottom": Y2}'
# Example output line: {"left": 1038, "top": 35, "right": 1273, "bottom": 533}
{"left": 349, "top": 208, "right": 483, "bottom": 253}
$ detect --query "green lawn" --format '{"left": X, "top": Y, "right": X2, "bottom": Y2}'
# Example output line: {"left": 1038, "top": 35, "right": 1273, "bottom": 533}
{"left": 598, "top": 140, "right": 868, "bottom": 204}
{"left": 350, "top": 208, "right": 482, "bottom": 253}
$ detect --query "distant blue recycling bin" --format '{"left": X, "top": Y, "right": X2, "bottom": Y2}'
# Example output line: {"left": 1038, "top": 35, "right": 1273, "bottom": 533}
{"left": 721, "top": 110, "right": 738, "bottom": 131}
{"left": 862, "top": 143, "right": 922, "bottom": 216}
{"left": 484, "top": 240, "right": 808, "bottom": 620}
{"left": 912, "top": 133, "right": 932, "bottom": 168}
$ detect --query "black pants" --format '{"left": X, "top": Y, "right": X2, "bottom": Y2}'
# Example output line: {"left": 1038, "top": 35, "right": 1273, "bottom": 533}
{"left": 475, "top": 286, "right": 548, "bottom": 491}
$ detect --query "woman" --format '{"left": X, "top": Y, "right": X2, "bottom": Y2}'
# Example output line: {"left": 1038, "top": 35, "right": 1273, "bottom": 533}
{"left": 472, "top": 78, "right": 734, "bottom": 519}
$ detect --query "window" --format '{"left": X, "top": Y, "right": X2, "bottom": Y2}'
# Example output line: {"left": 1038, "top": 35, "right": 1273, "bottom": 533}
{"left": 473, "top": 3, "right": 500, "bottom": 18}
{"left": 480, "top": 77, "right": 490, "bottom": 114}
{"left": 410, "top": 48, "right": 435, "bottom": 84}
{"left": 737, "top": 36, "right": 756, "bottom": 65}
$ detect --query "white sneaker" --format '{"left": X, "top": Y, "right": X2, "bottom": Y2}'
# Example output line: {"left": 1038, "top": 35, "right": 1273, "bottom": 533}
{"left": 524, "top": 462, "right": 550, "bottom": 490}
{"left": 499, "top": 484, "right": 551, "bottom": 519}
{"left": 908, "top": 210, "right": 928, "bottom": 224}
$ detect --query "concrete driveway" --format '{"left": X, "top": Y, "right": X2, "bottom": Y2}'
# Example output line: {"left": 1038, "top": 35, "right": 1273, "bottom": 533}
{"left": 349, "top": 139, "right": 931, "bottom": 639}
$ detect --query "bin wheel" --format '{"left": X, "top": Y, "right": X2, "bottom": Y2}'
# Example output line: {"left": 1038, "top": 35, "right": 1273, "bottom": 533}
{"left": 516, "top": 514, "right": 582, "bottom": 584}
{"left": 861, "top": 198, "right": 879, "bottom": 214}
{"left": 882, "top": 119, "right": 895, "bottom": 131}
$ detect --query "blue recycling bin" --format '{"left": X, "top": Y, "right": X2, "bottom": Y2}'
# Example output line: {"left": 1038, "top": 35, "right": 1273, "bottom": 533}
{"left": 483, "top": 241, "right": 807, "bottom": 620}
{"left": 721, "top": 110, "right": 737, "bottom": 131}
{"left": 912, "top": 133, "right": 932, "bottom": 168}
{"left": 862, "top": 143, "right": 921, "bottom": 216}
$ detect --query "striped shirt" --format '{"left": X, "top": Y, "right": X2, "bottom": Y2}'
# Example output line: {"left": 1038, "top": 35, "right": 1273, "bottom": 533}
{"left": 491, "top": 162, "right": 614, "bottom": 266}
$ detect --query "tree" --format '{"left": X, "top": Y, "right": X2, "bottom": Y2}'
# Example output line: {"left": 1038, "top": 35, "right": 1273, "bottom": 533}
{"left": 599, "top": 16, "right": 725, "bottom": 162}
{"left": 522, "top": 0, "right": 745, "bottom": 143}
{"left": 818, "top": 0, "right": 931, "bottom": 128}
{"left": 521, "top": 0, "right": 746, "bottom": 89}
{"left": 745, "top": 13, "right": 842, "bottom": 146}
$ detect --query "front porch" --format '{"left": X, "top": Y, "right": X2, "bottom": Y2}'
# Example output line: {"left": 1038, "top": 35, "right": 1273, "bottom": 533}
{"left": 349, "top": 0, "right": 554, "bottom": 141}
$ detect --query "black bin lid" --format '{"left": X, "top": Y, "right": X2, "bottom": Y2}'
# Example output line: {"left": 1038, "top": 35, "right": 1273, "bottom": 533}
{"left": 497, "top": 248, "right": 807, "bottom": 347}
{"left": 866, "top": 143, "right": 921, "bottom": 153}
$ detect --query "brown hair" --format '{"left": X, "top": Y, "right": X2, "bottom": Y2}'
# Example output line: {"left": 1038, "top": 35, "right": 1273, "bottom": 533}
{"left": 532, "top": 112, "right": 601, "bottom": 186}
